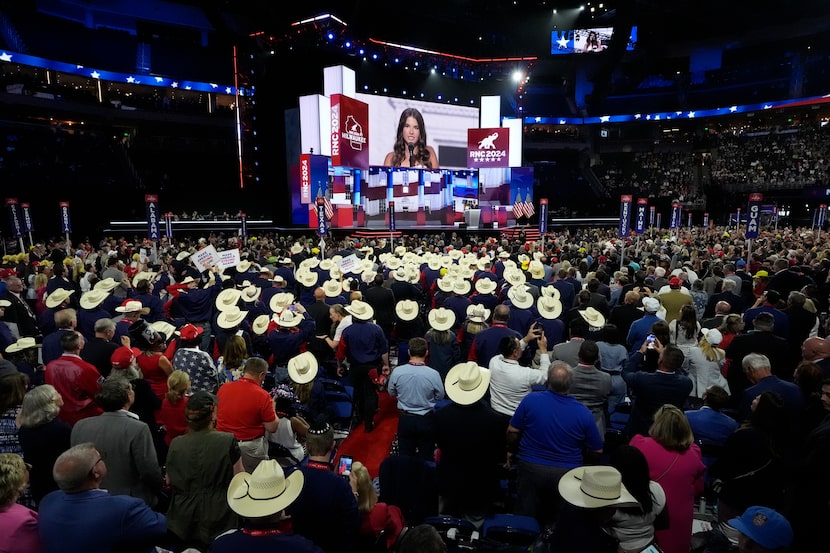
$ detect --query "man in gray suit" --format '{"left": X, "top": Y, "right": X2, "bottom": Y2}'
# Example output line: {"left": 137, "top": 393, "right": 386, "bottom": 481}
{"left": 70, "top": 377, "right": 163, "bottom": 507}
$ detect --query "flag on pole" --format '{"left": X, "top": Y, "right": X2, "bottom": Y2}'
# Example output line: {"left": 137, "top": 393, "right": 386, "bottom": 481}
{"left": 523, "top": 192, "right": 535, "bottom": 218}
{"left": 323, "top": 196, "right": 334, "bottom": 221}
{"left": 513, "top": 194, "right": 523, "bottom": 219}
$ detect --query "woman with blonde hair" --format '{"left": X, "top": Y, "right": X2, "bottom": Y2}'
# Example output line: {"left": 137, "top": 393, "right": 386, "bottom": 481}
{"left": 349, "top": 460, "right": 406, "bottom": 551}
{"left": 630, "top": 405, "right": 705, "bottom": 553}
{"left": 684, "top": 328, "right": 729, "bottom": 404}
{"left": 157, "top": 370, "right": 191, "bottom": 447}
{"left": 0, "top": 453, "right": 43, "bottom": 552}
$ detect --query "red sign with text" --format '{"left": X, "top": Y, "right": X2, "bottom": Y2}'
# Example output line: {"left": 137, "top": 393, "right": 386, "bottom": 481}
{"left": 467, "top": 127, "right": 510, "bottom": 168}
{"left": 330, "top": 94, "right": 369, "bottom": 169}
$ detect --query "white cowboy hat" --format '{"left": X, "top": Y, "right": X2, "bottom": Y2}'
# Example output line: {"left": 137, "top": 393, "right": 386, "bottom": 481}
{"left": 529, "top": 261, "right": 546, "bottom": 280}
{"left": 175, "top": 251, "right": 191, "bottom": 262}
{"left": 149, "top": 321, "right": 176, "bottom": 341}
{"left": 319, "top": 258, "right": 335, "bottom": 271}
{"left": 391, "top": 267, "right": 411, "bottom": 282}
{"left": 345, "top": 300, "right": 374, "bottom": 321}
{"left": 498, "top": 250, "right": 510, "bottom": 259}
{"left": 452, "top": 279, "right": 471, "bottom": 296}
{"left": 290, "top": 243, "right": 304, "bottom": 255}
{"left": 287, "top": 351, "right": 318, "bottom": 385}
{"left": 215, "top": 288, "right": 243, "bottom": 312}
{"left": 475, "top": 278, "right": 497, "bottom": 295}
{"left": 131, "top": 271, "right": 157, "bottom": 289}
{"left": 236, "top": 260, "right": 253, "bottom": 273}
{"left": 448, "top": 249, "right": 463, "bottom": 261}
{"left": 537, "top": 295, "right": 563, "bottom": 320}
{"left": 180, "top": 276, "right": 197, "bottom": 286}
{"left": 252, "top": 314, "right": 271, "bottom": 335}
{"left": 295, "top": 269, "right": 318, "bottom": 288}
{"left": 299, "top": 257, "right": 319, "bottom": 270}
{"left": 5, "top": 337, "right": 41, "bottom": 354}
{"left": 79, "top": 288, "right": 109, "bottom": 310}
{"left": 227, "top": 459, "right": 304, "bottom": 519}
{"left": 436, "top": 276, "right": 455, "bottom": 293}
{"left": 444, "top": 362, "right": 490, "bottom": 405}
{"left": 558, "top": 466, "right": 639, "bottom": 509}
{"left": 274, "top": 308, "right": 302, "bottom": 328}
{"left": 540, "top": 285, "right": 561, "bottom": 301}
{"left": 322, "top": 279, "right": 344, "bottom": 298}
{"left": 115, "top": 300, "right": 145, "bottom": 314}
{"left": 507, "top": 285, "right": 534, "bottom": 310}
{"left": 395, "top": 299, "right": 420, "bottom": 322}
{"left": 269, "top": 292, "right": 295, "bottom": 314}
{"left": 45, "top": 288, "right": 74, "bottom": 309}
{"left": 361, "top": 270, "right": 377, "bottom": 285}
{"left": 579, "top": 307, "right": 606, "bottom": 329}
{"left": 239, "top": 285, "right": 262, "bottom": 303}
{"left": 466, "top": 304, "right": 490, "bottom": 324}
{"left": 427, "top": 256, "right": 443, "bottom": 271}
{"left": 385, "top": 256, "right": 402, "bottom": 270}
{"left": 502, "top": 267, "right": 526, "bottom": 287}
{"left": 394, "top": 245, "right": 407, "bottom": 257}
{"left": 428, "top": 308, "right": 456, "bottom": 332}
{"left": 217, "top": 306, "right": 248, "bottom": 329}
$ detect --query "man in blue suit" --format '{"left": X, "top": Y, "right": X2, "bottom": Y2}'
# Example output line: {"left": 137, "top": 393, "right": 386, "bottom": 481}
{"left": 38, "top": 442, "right": 167, "bottom": 553}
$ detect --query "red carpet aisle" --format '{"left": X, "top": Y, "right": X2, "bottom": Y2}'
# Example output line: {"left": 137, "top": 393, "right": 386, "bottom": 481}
{"left": 336, "top": 390, "right": 399, "bottom": 478}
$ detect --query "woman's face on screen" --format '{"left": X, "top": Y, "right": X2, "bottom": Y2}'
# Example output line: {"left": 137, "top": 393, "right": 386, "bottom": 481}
{"left": 402, "top": 116, "right": 421, "bottom": 143}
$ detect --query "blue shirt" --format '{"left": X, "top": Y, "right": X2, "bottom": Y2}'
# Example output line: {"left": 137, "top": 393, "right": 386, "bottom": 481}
{"left": 388, "top": 362, "right": 445, "bottom": 415}
{"left": 339, "top": 320, "right": 388, "bottom": 365}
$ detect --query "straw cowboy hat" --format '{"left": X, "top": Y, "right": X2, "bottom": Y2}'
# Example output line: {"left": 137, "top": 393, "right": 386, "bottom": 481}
{"left": 180, "top": 276, "right": 197, "bottom": 286}
{"left": 361, "top": 270, "right": 377, "bottom": 285}
{"left": 529, "top": 261, "right": 546, "bottom": 280}
{"left": 507, "top": 285, "right": 534, "bottom": 310}
{"left": 5, "top": 337, "right": 41, "bottom": 354}
{"left": 474, "top": 278, "right": 497, "bottom": 295}
{"left": 239, "top": 285, "right": 262, "bottom": 303}
{"left": 131, "top": 271, "right": 156, "bottom": 289}
{"left": 444, "top": 361, "right": 490, "bottom": 405}
{"left": 217, "top": 306, "right": 248, "bottom": 329}
{"left": 395, "top": 299, "right": 420, "bottom": 322}
{"left": 295, "top": 269, "right": 319, "bottom": 288}
{"left": 79, "top": 288, "right": 109, "bottom": 310}
{"left": 428, "top": 308, "right": 456, "bottom": 332}
{"left": 175, "top": 251, "right": 191, "bottom": 262}
{"left": 436, "top": 276, "right": 455, "bottom": 293}
{"left": 452, "top": 279, "right": 472, "bottom": 296}
{"left": 269, "top": 292, "right": 295, "bottom": 314}
{"left": 427, "top": 256, "right": 443, "bottom": 271}
{"left": 215, "top": 288, "right": 243, "bottom": 312}
{"left": 45, "top": 288, "right": 74, "bottom": 309}
{"left": 558, "top": 466, "right": 639, "bottom": 509}
{"left": 502, "top": 267, "right": 526, "bottom": 287}
{"left": 252, "top": 314, "right": 271, "bottom": 335}
{"left": 540, "top": 285, "right": 561, "bottom": 301}
{"left": 149, "top": 321, "right": 176, "bottom": 342}
{"left": 385, "top": 256, "right": 402, "bottom": 270}
{"left": 578, "top": 307, "right": 606, "bottom": 329}
{"left": 299, "top": 257, "right": 319, "bottom": 270}
{"left": 319, "top": 258, "right": 336, "bottom": 272}
{"left": 466, "top": 304, "right": 490, "bottom": 324}
{"left": 287, "top": 351, "right": 318, "bottom": 385}
{"left": 290, "top": 243, "right": 304, "bottom": 255}
{"left": 537, "top": 295, "right": 563, "bottom": 320}
{"left": 227, "top": 459, "right": 304, "bottom": 519}
{"left": 115, "top": 300, "right": 149, "bottom": 314}
{"left": 322, "top": 279, "right": 344, "bottom": 298}
{"left": 274, "top": 308, "right": 303, "bottom": 328}
{"left": 345, "top": 300, "right": 374, "bottom": 321}
{"left": 236, "top": 259, "right": 254, "bottom": 273}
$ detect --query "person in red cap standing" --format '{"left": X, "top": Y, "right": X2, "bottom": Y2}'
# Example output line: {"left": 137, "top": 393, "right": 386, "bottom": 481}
{"left": 658, "top": 276, "right": 693, "bottom": 324}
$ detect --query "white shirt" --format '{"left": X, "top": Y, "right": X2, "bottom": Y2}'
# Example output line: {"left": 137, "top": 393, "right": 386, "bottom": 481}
{"left": 333, "top": 315, "right": 353, "bottom": 343}
{"left": 488, "top": 353, "right": 550, "bottom": 416}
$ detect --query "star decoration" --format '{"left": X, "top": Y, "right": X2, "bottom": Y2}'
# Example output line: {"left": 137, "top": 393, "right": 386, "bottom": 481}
{"left": 634, "top": 114, "right": 642, "bottom": 119}
{"left": 210, "top": 83, "right": 218, "bottom": 88}
{"left": 0, "top": 52, "right": 12, "bottom": 62}
{"left": 556, "top": 35, "right": 570, "bottom": 50}
{"left": 730, "top": 106, "right": 738, "bottom": 112}
{"left": 599, "top": 115, "right": 610, "bottom": 123}
{"left": 688, "top": 111, "right": 695, "bottom": 118}
{"left": 76, "top": 64, "right": 83, "bottom": 69}
{"left": 559, "top": 119, "right": 566, "bottom": 125}
{"left": 225, "top": 87, "right": 232, "bottom": 94}
{"left": 155, "top": 76, "right": 164, "bottom": 82}
{"left": 171, "top": 82, "right": 178, "bottom": 88}
{"left": 126, "top": 76, "right": 135, "bottom": 83}
{"left": 763, "top": 104, "right": 772, "bottom": 109}
{"left": 90, "top": 70, "right": 100, "bottom": 79}
{"left": 184, "top": 85, "right": 191, "bottom": 90}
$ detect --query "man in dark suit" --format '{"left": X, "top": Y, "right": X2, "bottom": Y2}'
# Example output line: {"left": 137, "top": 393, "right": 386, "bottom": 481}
{"left": 724, "top": 312, "right": 789, "bottom": 407}
{"left": 363, "top": 273, "right": 396, "bottom": 341}
{"left": 608, "top": 290, "right": 645, "bottom": 341}
{"left": 550, "top": 268, "right": 577, "bottom": 312}
{"left": 703, "top": 278, "right": 745, "bottom": 318}
{"left": 1, "top": 275, "right": 42, "bottom": 340}
{"left": 765, "top": 258, "right": 812, "bottom": 299}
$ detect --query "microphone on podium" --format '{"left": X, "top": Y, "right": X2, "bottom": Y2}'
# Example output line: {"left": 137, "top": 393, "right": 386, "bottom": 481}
{"left": 407, "top": 142, "right": 415, "bottom": 167}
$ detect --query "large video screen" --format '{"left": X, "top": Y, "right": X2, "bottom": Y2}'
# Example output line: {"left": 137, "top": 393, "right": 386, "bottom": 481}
{"left": 551, "top": 26, "right": 637, "bottom": 55}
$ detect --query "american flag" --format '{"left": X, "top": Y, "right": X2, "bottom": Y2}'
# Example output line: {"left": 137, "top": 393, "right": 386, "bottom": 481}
{"left": 523, "top": 193, "right": 535, "bottom": 218}
{"left": 513, "top": 194, "right": 524, "bottom": 219}
{"left": 324, "top": 196, "right": 334, "bottom": 221}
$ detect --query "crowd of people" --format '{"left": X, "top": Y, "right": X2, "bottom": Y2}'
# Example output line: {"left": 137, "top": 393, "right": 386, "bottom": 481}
{"left": 1, "top": 221, "right": 828, "bottom": 552}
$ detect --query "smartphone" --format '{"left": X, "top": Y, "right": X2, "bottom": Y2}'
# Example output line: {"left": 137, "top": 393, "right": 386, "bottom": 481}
{"left": 646, "top": 334, "right": 656, "bottom": 349}
{"left": 338, "top": 455, "right": 353, "bottom": 477}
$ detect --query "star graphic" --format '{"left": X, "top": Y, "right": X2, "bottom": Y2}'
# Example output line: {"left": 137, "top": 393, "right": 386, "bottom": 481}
{"left": 730, "top": 106, "right": 738, "bottom": 112}
{"left": 210, "top": 83, "right": 218, "bottom": 88}
{"left": 126, "top": 76, "right": 135, "bottom": 83}
{"left": 225, "top": 87, "right": 232, "bottom": 94}
{"left": 559, "top": 119, "right": 566, "bottom": 125}
{"left": 184, "top": 85, "right": 191, "bottom": 90}
{"left": 155, "top": 76, "right": 164, "bottom": 82}
{"left": 76, "top": 64, "right": 83, "bottom": 69}
{"left": 763, "top": 104, "right": 773, "bottom": 110}
{"left": 556, "top": 35, "right": 570, "bottom": 50}
{"left": 599, "top": 115, "right": 610, "bottom": 123}
{"left": 687, "top": 111, "right": 695, "bottom": 118}
{"left": 634, "top": 114, "right": 642, "bottom": 119}
{"left": 171, "top": 82, "right": 178, "bottom": 88}
{"left": 654, "top": 115, "right": 661, "bottom": 120}
{"left": 91, "top": 70, "right": 100, "bottom": 79}
{"left": 0, "top": 52, "right": 12, "bottom": 62}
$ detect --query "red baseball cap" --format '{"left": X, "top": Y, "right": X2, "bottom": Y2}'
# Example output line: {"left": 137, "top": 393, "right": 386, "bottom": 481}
{"left": 111, "top": 346, "right": 140, "bottom": 368}
{"left": 669, "top": 277, "right": 682, "bottom": 287}
{"left": 179, "top": 323, "right": 204, "bottom": 342}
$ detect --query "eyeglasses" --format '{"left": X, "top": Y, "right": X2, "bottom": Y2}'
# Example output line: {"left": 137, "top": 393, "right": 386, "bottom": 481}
{"left": 90, "top": 452, "right": 106, "bottom": 474}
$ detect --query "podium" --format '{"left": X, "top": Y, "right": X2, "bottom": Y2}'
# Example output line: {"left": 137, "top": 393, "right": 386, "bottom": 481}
{"left": 464, "top": 209, "right": 482, "bottom": 229}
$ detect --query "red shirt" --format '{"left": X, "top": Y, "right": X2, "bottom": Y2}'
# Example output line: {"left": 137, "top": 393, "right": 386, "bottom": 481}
{"left": 44, "top": 354, "right": 103, "bottom": 426}
{"left": 157, "top": 395, "right": 188, "bottom": 446}
{"left": 215, "top": 377, "right": 276, "bottom": 441}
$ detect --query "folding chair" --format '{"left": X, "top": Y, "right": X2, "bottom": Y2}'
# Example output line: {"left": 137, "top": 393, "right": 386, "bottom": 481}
{"left": 481, "top": 513, "right": 540, "bottom": 547}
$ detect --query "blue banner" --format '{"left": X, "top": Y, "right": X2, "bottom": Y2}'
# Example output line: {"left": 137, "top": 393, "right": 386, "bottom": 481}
{"left": 6, "top": 198, "right": 23, "bottom": 238}
{"left": 649, "top": 206, "right": 655, "bottom": 227}
{"left": 703, "top": 212, "right": 709, "bottom": 227}
{"left": 240, "top": 213, "right": 248, "bottom": 238}
{"left": 618, "top": 195, "right": 632, "bottom": 238}
{"left": 164, "top": 213, "right": 173, "bottom": 239}
{"left": 145, "top": 195, "right": 160, "bottom": 241}
{"left": 539, "top": 198, "right": 548, "bottom": 234}
{"left": 746, "top": 193, "right": 763, "bottom": 238}
{"left": 656, "top": 213, "right": 662, "bottom": 229}
{"left": 669, "top": 202, "right": 681, "bottom": 229}
{"left": 21, "top": 203, "right": 33, "bottom": 232}
{"left": 818, "top": 204, "right": 826, "bottom": 228}
{"left": 635, "top": 198, "right": 647, "bottom": 234}
{"left": 317, "top": 199, "right": 327, "bottom": 236}
{"left": 59, "top": 202, "right": 71, "bottom": 233}
{"left": 389, "top": 201, "right": 396, "bottom": 231}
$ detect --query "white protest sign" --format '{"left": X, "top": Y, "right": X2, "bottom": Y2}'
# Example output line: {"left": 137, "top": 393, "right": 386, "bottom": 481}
{"left": 338, "top": 254, "right": 359, "bottom": 274}
{"left": 191, "top": 245, "right": 221, "bottom": 272}
{"left": 217, "top": 248, "right": 241, "bottom": 271}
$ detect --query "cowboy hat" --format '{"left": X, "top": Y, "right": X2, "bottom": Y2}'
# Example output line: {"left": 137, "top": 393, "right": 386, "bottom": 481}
{"left": 537, "top": 295, "right": 563, "bottom": 320}
{"left": 252, "top": 314, "right": 271, "bottom": 335}
{"left": 322, "top": 279, "right": 344, "bottom": 298}
{"left": 299, "top": 257, "right": 319, "bottom": 270}
{"left": 175, "top": 251, "right": 191, "bottom": 262}
{"left": 466, "top": 304, "right": 490, "bottom": 324}
{"left": 115, "top": 300, "right": 148, "bottom": 314}
{"left": 180, "top": 276, "right": 197, "bottom": 286}
{"left": 217, "top": 306, "right": 248, "bottom": 329}
{"left": 131, "top": 271, "right": 157, "bottom": 289}
{"left": 215, "top": 288, "right": 243, "bottom": 312}
{"left": 345, "top": 300, "right": 374, "bottom": 321}
{"left": 239, "top": 285, "right": 262, "bottom": 303}
{"left": 45, "top": 288, "right": 74, "bottom": 309}
{"left": 428, "top": 308, "right": 456, "bottom": 332}
{"left": 475, "top": 278, "right": 497, "bottom": 295}
{"left": 502, "top": 267, "right": 526, "bottom": 287}
{"left": 452, "top": 279, "right": 472, "bottom": 296}
{"left": 578, "top": 307, "right": 605, "bottom": 329}
{"left": 529, "top": 261, "right": 546, "bottom": 280}
{"left": 558, "top": 466, "right": 639, "bottom": 509}
{"left": 5, "top": 337, "right": 41, "bottom": 354}
{"left": 540, "top": 285, "right": 561, "bottom": 301}
{"left": 444, "top": 361, "right": 490, "bottom": 405}
{"left": 295, "top": 269, "right": 318, "bottom": 288}
{"left": 361, "top": 270, "right": 377, "bottom": 285}
{"left": 149, "top": 321, "right": 176, "bottom": 341}
{"left": 395, "top": 299, "right": 420, "bottom": 322}
{"left": 287, "top": 351, "right": 318, "bottom": 385}
{"left": 385, "top": 256, "right": 402, "bottom": 270}
{"left": 508, "top": 284, "right": 534, "bottom": 310}
{"left": 427, "top": 256, "right": 443, "bottom": 271}
{"left": 274, "top": 308, "right": 302, "bottom": 328}
{"left": 227, "top": 459, "right": 304, "bottom": 518}
{"left": 319, "top": 258, "right": 336, "bottom": 271}
{"left": 269, "top": 292, "right": 295, "bottom": 314}
{"left": 436, "top": 276, "right": 455, "bottom": 293}
{"left": 79, "top": 288, "right": 109, "bottom": 310}
{"left": 290, "top": 243, "right": 304, "bottom": 255}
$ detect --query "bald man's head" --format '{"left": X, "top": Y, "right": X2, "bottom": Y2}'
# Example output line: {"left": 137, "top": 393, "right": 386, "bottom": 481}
{"left": 715, "top": 301, "right": 731, "bottom": 315}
